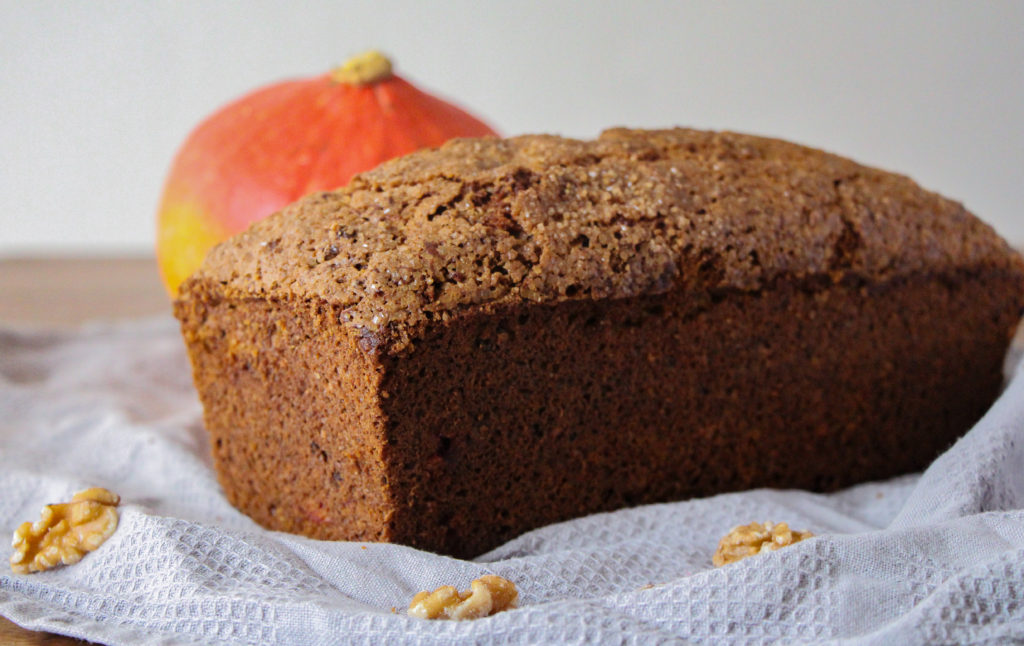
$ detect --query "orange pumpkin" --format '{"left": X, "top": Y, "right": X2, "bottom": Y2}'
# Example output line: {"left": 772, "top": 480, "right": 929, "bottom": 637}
{"left": 156, "top": 50, "right": 499, "bottom": 296}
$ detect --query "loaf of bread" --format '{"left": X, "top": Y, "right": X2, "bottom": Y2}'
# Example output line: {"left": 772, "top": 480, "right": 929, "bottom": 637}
{"left": 175, "top": 128, "right": 1024, "bottom": 557}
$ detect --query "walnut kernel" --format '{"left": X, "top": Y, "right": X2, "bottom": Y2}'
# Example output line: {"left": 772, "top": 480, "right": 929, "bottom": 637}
{"left": 10, "top": 488, "right": 120, "bottom": 574}
{"left": 408, "top": 574, "right": 518, "bottom": 620}
{"left": 712, "top": 521, "right": 813, "bottom": 566}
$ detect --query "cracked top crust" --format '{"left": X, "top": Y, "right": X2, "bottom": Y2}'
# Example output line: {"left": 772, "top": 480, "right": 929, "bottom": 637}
{"left": 182, "top": 127, "right": 1022, "bottom": 352}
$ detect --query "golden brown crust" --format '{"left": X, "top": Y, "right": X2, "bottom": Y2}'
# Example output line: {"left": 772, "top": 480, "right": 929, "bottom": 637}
{"left": 183, "top": 128, "right": 1021, "bottom": 354}
{"left": 175, "top": 127, "right": 1024, "bottom": 557}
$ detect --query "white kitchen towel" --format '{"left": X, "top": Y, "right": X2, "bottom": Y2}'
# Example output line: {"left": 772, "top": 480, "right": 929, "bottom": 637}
{"left": 1, "top": 316, "right": 1023, "bottom": 645}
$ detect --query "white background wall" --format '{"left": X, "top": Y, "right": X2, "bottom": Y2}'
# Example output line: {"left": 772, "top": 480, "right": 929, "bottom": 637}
{"left": 2, "top": 0, "right": 1022, "bottom": 254}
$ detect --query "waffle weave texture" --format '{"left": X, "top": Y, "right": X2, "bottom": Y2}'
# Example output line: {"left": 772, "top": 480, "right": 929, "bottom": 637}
{"left": 1, "top": 317, "right": 1023, "bottom": 645}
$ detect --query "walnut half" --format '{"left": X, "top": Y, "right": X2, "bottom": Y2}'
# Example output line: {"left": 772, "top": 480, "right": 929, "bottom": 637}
{"left": 408, "top": 574, "right": 518, "bottom": 620}
{"left": 10, "top": 488, "right": 120, "bottom": 574}
{"left": 712, "top": 521, "right": 813, "bottom": 566}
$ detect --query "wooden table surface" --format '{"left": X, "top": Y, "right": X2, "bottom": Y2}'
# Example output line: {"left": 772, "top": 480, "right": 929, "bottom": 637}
{"left": 0, "top": 256, "right": 170, "bottom": 327}
{"left": 0, "top": 256, "right": 169, "bottom": 645}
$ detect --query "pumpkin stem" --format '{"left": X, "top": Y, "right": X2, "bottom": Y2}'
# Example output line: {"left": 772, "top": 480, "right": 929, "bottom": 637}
{"left": 330, "top": 50, "right": 394, "bottom": 85}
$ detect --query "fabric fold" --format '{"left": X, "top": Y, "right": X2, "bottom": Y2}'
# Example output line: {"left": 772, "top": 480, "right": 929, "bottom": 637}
{"left": 1, "top": 317, "right": 1023, "bottom": 645}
